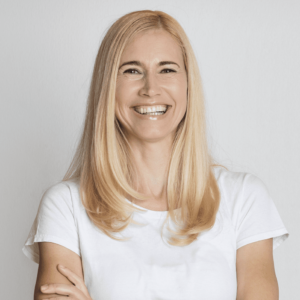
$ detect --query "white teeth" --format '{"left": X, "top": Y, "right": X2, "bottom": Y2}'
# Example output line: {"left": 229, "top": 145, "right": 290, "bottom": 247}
{"left": 134, "top": 105, "right": 168, "bottom": 114}
{"left": 137, "top": 112, "right": 165, "bottom": 115}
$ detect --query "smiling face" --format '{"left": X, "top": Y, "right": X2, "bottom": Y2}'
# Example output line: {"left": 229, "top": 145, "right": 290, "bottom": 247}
{"left": 115, "top": 29, "right": 188, "bottom": 143}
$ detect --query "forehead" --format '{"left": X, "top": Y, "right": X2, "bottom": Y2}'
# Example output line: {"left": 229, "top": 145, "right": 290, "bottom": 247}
{"left": 120, "top": 29, "right": 184, "bottom": 64}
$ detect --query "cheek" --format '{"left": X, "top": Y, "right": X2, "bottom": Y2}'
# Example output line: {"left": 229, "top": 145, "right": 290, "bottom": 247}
{"left": 115, "top": 80, "right": 124, "bottom": 103}
{"left": 115, "top": 85, "right": 132, "bottom": 125}
{"left": 115, "top": 79, "right": 137, "bottom": 104}
{"left": 115, "top": 84, "right": 125, "bottom": 121}
{"left": 164, "top": 73, "right": 187, "bottom": 94}
{"left": 170, "top": 78, "right": 188, "bottom": 106}
{"left": 173, "top": 79, "right": 188, "bottom": 119}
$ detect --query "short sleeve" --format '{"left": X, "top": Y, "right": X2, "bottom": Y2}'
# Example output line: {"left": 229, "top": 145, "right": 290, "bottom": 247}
{"left": 234, "top": 173, "right": 289, "bottom": 250}
{"left": 22, "top": 182, "right": 81, "bottom": 264}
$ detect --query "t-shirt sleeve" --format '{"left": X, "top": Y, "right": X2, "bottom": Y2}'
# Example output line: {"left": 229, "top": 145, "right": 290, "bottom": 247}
{"left": 233, "top": 173, "right": 289, "bottom": 250}
{"left": 22, "top": 182, "right": 81, "bottom": 264}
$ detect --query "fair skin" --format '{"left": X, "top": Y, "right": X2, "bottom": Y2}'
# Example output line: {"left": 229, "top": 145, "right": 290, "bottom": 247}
{"left": 36, "top": 29, "right": 279, "bottom": 299}
{"left": 115, "top": 29, "right": 187, "bottom": 211}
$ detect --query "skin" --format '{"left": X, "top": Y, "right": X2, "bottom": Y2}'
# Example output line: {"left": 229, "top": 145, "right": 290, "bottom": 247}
{"left": 115, "top": 29, "right": 187, "bottom": 210}
{"left": 236, "top": 238, "right": 279, "bottom": 299}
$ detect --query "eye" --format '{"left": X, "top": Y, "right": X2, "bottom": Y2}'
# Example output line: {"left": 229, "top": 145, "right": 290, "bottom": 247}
{"left": 161, "top": 69, "right": 176, "bottom": 73}
{"left": 123, "top": 68, "right": 141, "bottom": 74}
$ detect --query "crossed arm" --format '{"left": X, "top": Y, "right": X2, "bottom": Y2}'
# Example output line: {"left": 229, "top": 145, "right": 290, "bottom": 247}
{"left": 34, "top": 238, "right": 278, "bottom": 300}
{"left": 34, "top": 242, "right": 85, "bottom": 299}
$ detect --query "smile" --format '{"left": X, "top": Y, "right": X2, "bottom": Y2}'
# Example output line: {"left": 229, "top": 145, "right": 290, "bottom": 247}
{"left": 133, "top": 105, "right": 169, "bottom": 115}
{"left": 132, "top": 105, "right": 171, "bottom": 119}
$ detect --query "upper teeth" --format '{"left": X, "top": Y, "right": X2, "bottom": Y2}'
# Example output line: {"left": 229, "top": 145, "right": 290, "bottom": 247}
{"left": 134, "top": 105, "right": 168, "bottom": 114}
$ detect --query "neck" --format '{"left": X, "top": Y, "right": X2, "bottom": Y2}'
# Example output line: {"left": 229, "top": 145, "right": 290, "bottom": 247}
{"left": 127, "top": 135, "right": 173, "bottom": 201}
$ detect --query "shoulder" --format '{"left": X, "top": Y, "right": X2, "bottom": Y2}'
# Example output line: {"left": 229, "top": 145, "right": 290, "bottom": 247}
{"left": 44, "top": 178, "right": 80, "bottom": 195}
{"left": 39, "top": 178, "right": 81, "bottom": 212}
{"left": 212, "top": 165, "right": 266, "bottom": 197}
{"left": 43, "top": 178, "right": 80, "bottom": 198}
{"left": 213, "top": 165, "right": 254, "bottom": 185}
{"left": 212, "top": 166, "right": 288, "bottom": 250}
{"left": 212, "top": 166, "right": 271, "bottom": 217}
{"left": 213, "top": 166, "right": 243, "bottom": 201}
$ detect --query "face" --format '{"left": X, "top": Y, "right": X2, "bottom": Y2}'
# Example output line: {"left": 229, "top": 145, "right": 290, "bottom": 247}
{"left": 115, "top": 29, "right": 188, "bottom": 143}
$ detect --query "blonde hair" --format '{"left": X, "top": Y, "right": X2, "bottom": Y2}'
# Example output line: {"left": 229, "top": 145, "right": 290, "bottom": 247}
{"left": 63, "top": 10, "right": 223, "bottom": 246}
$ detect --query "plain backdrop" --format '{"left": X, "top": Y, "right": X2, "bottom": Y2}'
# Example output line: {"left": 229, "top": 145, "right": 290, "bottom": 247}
{"left": 1, "top": 0, "right": 299, "bottom": 299}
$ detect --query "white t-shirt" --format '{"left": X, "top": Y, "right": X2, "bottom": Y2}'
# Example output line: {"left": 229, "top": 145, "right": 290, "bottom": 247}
{"left": 22, "top": 166, "right": 289, "bottom": 300}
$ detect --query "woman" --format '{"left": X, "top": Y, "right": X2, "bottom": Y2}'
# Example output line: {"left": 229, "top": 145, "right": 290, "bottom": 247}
{"left": 22, "top": 10, "right": 288, "bottom": 300}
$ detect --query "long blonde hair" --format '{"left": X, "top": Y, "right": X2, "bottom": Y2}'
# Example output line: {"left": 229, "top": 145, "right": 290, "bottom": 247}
{"left": 63, "top": 10, "right": 222, "bottom": 246}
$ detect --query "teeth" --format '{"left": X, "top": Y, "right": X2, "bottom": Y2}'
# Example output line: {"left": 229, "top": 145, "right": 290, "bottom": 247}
{"left": 138, "top": 112, "right": 165, "bottom": 115}
{"left": 134, "top": 105, "right": 168, "bottom": 114}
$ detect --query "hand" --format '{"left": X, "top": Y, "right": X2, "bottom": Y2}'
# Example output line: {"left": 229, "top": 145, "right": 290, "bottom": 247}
{"left": 40, "top": 264, "right": 92, "bottom": 299}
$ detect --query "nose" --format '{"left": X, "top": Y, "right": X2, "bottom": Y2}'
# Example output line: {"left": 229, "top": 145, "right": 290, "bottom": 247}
{"left": 139, "top": 72, "right": 161, "bottom": 98}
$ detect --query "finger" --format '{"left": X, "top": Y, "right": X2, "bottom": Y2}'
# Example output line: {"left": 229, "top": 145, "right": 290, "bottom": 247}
{"left": 57, "top": 265, "right": 88, "bottom": 292}
{"left": 40, "top": 283, "right": 74, "bottom": 296}
{"left": 43, "top": 297, "right": 77, "bottom": 300}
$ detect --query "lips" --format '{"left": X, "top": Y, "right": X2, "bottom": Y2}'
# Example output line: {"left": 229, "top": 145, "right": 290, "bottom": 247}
{"left": 131, "top": 105, "right": 171, "bottom": 119}
{"left": 134, "top": 105, "right": 168, "bottom": 114}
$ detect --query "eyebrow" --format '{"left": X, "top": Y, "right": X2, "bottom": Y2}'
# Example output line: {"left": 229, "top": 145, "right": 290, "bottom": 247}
{"left": 119, "top": 60, "right": 180, "bottom": 69}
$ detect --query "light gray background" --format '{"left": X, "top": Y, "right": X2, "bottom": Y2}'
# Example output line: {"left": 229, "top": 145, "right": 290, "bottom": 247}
{"left": 1, "top": 0, "right": 299, "bottom": 299}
